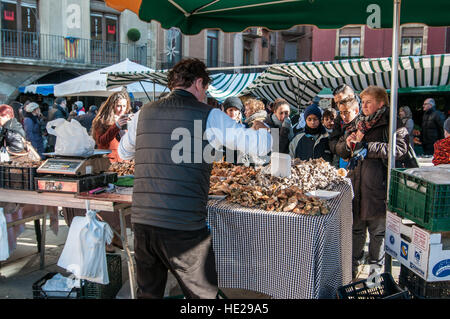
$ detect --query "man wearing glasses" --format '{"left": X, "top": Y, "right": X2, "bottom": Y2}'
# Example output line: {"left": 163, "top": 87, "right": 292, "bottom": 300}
{"left": 329, "top": 84, "right": 360, "bottom": 168}
{"left": 420, "top": 98, "right": 445, "bottom": 155}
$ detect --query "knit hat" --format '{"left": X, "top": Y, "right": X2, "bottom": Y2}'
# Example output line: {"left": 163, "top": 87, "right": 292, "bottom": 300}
{"left": 222, "top": 96, "right": 243, "bottom": 112}
{"left": 25, "top": 102, "right": 39, "bottom": 113}
{"left": 304, "top": 104, "right": 322, "bottom": 121}
{"left": 444, "top": 118, "right": 450, "bottom": 134}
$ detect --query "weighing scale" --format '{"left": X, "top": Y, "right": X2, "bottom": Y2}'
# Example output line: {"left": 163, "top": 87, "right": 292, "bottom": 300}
{"left": 35, "top": 150, "right": 117, "bottom": 194}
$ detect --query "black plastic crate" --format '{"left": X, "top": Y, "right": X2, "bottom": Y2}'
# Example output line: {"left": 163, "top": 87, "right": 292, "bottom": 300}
{"left": 33, "top": 254, "right": 122, "bottom": 299}
{"left": 398, "top": 265, "right": 450, "bottom": 299}
{"left": 337, "top": 273, "right": 410, "bottom": 299}
{"left": 82, "top": 253, "right": 122, "bottom": 299}
{"left": 0, "top": 164, "right": 37, "bottom": 190}
{"left": 32, "top": 272, "right": 83, "bottom": 299}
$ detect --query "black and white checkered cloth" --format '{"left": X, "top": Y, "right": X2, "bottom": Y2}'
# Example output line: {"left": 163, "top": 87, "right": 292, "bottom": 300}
{"left": 207, "top": 179, "right": 353, "bottom": 299}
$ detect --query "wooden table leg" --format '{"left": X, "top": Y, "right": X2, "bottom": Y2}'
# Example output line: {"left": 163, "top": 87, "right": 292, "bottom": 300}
{"left": 34, "top": 219, "right": 41, "bottom": 253}
{"left": 119, "top": 208, "right": 136, "bottom": 299}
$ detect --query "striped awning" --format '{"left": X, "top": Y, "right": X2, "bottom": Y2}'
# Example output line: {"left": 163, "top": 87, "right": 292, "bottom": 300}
{"left": 106, "top": 70, "right": 169, "bottom": 88}
{"left": 208, "top": 72, "right": 259, "bottom": 102}
{"left": 242, "top": 54, "right": 450, "bottom": 107}
{"left": 107, "top": 70, "right": 260, "bottom": 103}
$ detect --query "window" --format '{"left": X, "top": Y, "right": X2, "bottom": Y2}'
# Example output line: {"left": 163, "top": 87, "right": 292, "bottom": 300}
{"left": 338, "top": 27, "right": 361, "bottom": 57}
{"left": 207, "top": 30, "right": 218, "bottom": 67}
{"left": 90, "top": 11, "right": 119, "bottom": 64}
{"left": 1, "top": 0, "right": 39, "bottom": 58}
{"left": 401, "top": 27, "right": 424, "bottom": 56}
{"left": 165, "top": 28, "right": 182, "bottom": 66}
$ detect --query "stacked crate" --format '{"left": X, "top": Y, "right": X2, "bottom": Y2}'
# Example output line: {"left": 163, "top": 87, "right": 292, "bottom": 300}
{"left": 387, "top": 168, "right": 450, "bottom": 299}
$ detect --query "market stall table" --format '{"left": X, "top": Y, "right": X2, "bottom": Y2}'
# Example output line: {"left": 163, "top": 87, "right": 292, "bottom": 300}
{"left": 207, "top": 180, "right": 353, "bottom": 299}
{"left": 0, "top": 189, "right": 134, "bottom": 297}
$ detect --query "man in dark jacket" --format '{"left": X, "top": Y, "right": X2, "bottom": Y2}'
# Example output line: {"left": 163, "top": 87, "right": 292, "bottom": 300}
{"left": 47, "top": 97, "right": 68, "bottom": 152}
{"left": 131, "top": 58, "right": 272, "bottom": 299}
{"left": 75, "top": 105, "right": 97, "bottom": 134}
{"left": 421, "top": 98, "right": 445, "bottom": 155}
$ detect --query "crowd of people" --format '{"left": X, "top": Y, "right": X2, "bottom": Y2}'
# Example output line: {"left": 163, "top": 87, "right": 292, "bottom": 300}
{"left": 0, "top": 57, "right": 449, "bottom": 299}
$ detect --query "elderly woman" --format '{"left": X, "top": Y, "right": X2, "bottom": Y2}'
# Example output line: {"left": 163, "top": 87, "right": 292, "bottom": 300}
{"left": 23, "top": 102, "right": 45, "bottom": 159}
{"left": 342, "top": 86, "right": 410, "bottom": 278}
{"left": 92, "top": 90, "right": 132, "bottom": 163}
{"left": 399, "top": 106, "right": 414, "bottom": 147}
{"left": 264, "top": 98, "right": 294, "bottom": 154}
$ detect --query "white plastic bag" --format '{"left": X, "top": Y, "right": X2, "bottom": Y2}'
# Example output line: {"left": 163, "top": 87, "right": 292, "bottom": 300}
{"left": 57, "top": 210, "right": 113, "bottom": 284}
{"left": 0, "top": 208, "right": 10, "bottom": 261}
{"left": 46, "top": 118, "right": 95, "bottom": 157}
{"left": 0, "top": 146, "right": 10, "bottom": 163}
{"left": 41, "top": 273, "right": 80, "bottom": 298}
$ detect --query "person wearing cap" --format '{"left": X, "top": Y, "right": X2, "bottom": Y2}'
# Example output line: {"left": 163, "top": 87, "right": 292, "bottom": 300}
{"left": 47, "top": 97, "right": 68, "bottom": 152}
{"left": 222, "top": 96, "right": 243, "bottom": 124}
{"left": 23, "top": 102, "right": 45, "bottom": 159}
{"left": 421, "top": 98, "right": 445, "bottom": 155}
{"left": 432, "top": 117, "right": 450, "bottom": 166}
{"left": 289, "top": 104, "right": 332, "bottom": 163}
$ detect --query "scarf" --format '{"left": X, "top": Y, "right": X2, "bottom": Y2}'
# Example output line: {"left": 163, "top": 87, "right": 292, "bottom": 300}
{"left": 305, "top": 123, "right": 324, "bottom": 136}
{"left": 271, "top": 113, "right": 294, "bottom": 141}
{"left": 244, "top": 110, "right": 267, "bottom": 126}
{"left": 347, "top": 106, "right": 387, "bottom": 136}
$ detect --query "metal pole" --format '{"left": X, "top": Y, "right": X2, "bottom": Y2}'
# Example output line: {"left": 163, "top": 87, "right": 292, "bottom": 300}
{"left": 153, "top": 80, "right": 156, "bottom": 101}
{"left": 385, "top": 0, "right": 402, "bottom": 274}
{"left": 138, "top": 81, "right": 151, "bottom": 101}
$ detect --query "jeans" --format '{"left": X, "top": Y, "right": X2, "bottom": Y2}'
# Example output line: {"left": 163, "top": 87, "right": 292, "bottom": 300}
{"left": 133, "top": 223, "right": 218, "bottom": 299}
{"left": 352, "top": 215, "right": 386, "bottom": 273}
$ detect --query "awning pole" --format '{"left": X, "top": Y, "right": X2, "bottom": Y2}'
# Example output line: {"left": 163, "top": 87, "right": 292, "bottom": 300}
{"left": 153, "top": 81, "right": 156, "bottom": 101}
{"left": 138, "top": 81, "right": 151, "bottom": 101}
{"left": 386, "top": 0, "right": 402, "bottom": 274}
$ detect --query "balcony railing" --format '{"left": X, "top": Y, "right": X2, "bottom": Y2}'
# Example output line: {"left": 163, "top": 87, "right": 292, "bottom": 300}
{"left": 0, "top": 29, "right": 147, "bottom": 67}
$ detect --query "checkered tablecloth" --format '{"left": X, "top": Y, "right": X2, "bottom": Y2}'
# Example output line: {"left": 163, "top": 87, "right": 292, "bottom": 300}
{"left": 207, "top": 179, "right": 353, "bottom": 299}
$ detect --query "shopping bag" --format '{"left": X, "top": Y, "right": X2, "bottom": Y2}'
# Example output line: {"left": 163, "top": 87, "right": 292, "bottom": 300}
{"left": 46, "top": 118, "right": 95, "bottom": 157}
{"left": 0, "top": 146, "right": 10, "bottom": 163}
{"left": 57, "top": 209, "right": 113, "bottom": 284}
{"left": 0, "top": 208, "right": 10, "bottom": 261}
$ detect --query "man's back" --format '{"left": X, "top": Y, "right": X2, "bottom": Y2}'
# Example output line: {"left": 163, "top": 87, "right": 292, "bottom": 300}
{"left": 132, "top": 89, "right": 213, "bottom": 231}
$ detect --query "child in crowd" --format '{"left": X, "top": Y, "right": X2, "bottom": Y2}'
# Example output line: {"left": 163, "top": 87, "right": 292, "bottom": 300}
{"left": 322, "top": 108, "right": 337, "bottom": 133}
{"left": 289, "top": 104, "right": 333, "bottom": 163}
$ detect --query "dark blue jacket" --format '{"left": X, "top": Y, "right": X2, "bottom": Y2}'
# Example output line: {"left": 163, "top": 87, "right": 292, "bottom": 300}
{"left": 23, "top": 113, "right": 44, "bottom": 158}
{"left": 288, "top": 126, "right": 333, "bottom": 163}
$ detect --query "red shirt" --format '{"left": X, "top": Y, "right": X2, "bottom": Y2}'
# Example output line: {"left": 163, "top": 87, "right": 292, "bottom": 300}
{"left": 432, "top": 136, "right": 450, "bottom": 166}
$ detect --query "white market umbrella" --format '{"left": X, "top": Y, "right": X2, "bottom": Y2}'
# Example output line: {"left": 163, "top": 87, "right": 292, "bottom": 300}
{"left": 53, "top": 58, "right": 168, "bottom": 98}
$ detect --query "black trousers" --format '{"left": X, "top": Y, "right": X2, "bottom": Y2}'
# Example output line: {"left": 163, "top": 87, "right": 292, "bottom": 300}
{"left": 133, "top": 223, "right": 218, "bottom": 299}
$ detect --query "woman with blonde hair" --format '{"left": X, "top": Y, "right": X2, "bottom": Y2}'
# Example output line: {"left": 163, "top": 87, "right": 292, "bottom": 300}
{"left": 92, "top": 90, "right": 132, "bottom": 163}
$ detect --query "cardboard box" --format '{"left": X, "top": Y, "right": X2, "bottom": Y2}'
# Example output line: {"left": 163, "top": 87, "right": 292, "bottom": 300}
{"left": 385, "top": 210, "right": 450, "bottom": 282}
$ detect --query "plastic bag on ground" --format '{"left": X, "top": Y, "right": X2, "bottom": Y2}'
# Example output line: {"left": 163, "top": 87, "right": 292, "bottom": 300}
{"left": 41, "top": 273, "right": 81, "bottom": 298}
{"left": 46, "top": 118, "right": 95, "bottom": 157}
{"left": 57, "top": 210, "right": 113, "bottom": 284}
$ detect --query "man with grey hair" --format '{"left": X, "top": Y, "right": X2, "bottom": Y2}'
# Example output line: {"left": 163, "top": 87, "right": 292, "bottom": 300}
{"left": 421, "top": 98, "right": 445, "bottom": 155}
